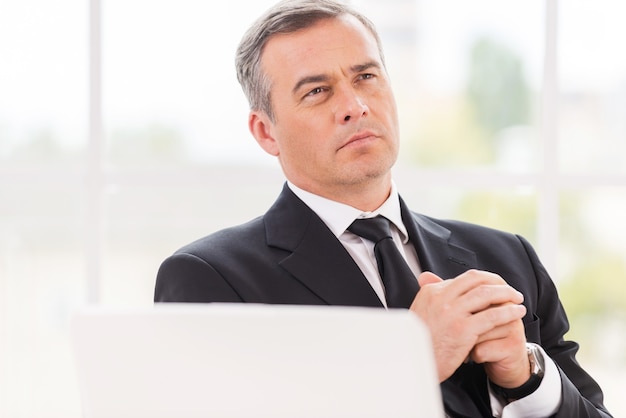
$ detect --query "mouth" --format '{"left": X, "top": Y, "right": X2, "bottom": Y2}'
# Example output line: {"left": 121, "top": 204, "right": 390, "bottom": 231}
{"left": 339, "top": 130, "right": 379, "bottom": 150}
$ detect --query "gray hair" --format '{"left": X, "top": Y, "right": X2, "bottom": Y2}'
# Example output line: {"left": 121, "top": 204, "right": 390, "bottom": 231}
{"left": 235, "top": 0, "right": 385, "bottom": 122}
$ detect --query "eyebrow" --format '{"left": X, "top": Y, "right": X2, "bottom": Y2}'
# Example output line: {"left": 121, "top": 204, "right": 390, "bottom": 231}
{"left": 291, "top": 61, "right": 382, "bottom": 96}
{"left": 292, "top": 74, "right": 330, "bottom": 96}
{"left": 351, "top": 61, "right": 381, "bottom": 74}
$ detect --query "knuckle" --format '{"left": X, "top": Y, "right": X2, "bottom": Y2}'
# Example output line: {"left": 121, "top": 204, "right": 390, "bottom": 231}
{"left": 465, "top": 269, "right": 480, "bottom": 280}
{"left": 484, "top": 307, "right": 501, "bottom": 323}
{"left": 450, "top": 319, "right": 466, "bottom": 335}
{"left": 476, "top": 285, "right": 492, "bottom": 300}
{"left": 472, "top": 344, "right": 487, "bottom": 362}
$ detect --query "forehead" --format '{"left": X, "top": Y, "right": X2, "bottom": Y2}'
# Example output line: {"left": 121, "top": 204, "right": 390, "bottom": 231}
{"left": 260, "top": 14, "right": 382, "bottom": 88}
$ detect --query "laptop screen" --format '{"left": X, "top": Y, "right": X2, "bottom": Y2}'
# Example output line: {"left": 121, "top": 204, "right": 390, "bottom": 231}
{"left": 71, "top": 303, "right": 444, "bottom": 418}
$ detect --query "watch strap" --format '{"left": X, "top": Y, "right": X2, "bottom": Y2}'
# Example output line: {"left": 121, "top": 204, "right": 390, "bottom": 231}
{"left": 490, "top": 343, "right": 545, "bottom": 402}
{"left": 491, "top": 373, "right": 543, "bottom": 402}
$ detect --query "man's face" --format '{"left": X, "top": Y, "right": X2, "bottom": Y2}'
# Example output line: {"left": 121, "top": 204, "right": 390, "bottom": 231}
{"left": 249, "top": 14, "right": 400, "bottom": 201}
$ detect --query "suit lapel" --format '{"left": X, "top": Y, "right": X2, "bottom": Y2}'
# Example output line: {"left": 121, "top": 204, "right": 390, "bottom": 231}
{"left": 264, "top": 185, "right": 382, "bottom": 307}
{"left": 400, "top": 197, "right": 478, "bottom": 279}
{"left": 263, "top": 189, "right": 479, "bottom": 306}
{"left": 400, "top": 198, "right": 495, "bottom": 417}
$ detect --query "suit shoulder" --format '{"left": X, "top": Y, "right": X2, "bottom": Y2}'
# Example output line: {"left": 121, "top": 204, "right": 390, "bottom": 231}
{"left": 425, "top": 214, "right": 512, "bottom": 235}
{"left": 415, "top": 213, "right": 527, "bottom": 250}
{"left": 173, "top": 216, "right": 266, "bottom": 259}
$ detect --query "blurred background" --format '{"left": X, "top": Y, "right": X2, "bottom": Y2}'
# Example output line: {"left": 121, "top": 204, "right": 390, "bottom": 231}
{"left": 1, "top": 0, "right": 624, "bottom": 416}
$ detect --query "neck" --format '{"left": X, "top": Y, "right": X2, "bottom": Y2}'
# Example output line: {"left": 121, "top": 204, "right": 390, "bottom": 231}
{"left": 291, "top": 176, "right": 393, "bottom": 212}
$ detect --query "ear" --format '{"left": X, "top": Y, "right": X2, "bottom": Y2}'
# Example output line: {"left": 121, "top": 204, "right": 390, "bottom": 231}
{"left": 249, "top": 111, "right": 279, "bottom": 157}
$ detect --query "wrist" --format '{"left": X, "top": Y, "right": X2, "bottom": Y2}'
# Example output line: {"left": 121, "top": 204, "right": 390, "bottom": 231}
{"left": 490, "top": 343, "right": 545, "bottom": 402}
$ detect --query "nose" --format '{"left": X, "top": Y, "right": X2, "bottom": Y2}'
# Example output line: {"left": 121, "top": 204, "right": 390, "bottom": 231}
{"left": 336, "top": 87, "right": 369, "bottom": 124}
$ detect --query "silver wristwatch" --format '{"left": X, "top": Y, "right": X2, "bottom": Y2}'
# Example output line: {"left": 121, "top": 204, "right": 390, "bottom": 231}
{"left": 491, "top": 343, "right": 545, "bottom": 402}
{"left": 527, "top": 342, "right": 545, "bottom": 378}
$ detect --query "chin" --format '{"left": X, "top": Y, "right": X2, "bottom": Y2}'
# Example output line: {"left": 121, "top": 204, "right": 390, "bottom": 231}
{"left": 342, "top": 164, "right": 392, "bottom": 186}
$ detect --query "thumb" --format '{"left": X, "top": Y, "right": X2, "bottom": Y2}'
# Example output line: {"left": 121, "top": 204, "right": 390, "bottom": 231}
{"left": 418, "top": 271, "right": 444, "bottom": 287}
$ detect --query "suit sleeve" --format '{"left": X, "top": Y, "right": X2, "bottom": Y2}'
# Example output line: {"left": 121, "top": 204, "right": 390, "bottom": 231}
{"left": 517, "top": 235, "right": 612, "bottom": 418}
{"left": 154, "top": 252, "right": 243, "bottom": 303}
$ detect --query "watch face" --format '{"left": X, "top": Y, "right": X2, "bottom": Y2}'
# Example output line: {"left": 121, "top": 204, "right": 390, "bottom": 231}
{"left": 527, "top": 344, "right": 545, "bottom": 377}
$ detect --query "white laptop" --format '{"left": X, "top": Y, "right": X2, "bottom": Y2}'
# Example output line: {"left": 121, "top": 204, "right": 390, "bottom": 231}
{"left": 71, "top": 303, "right": 444, "bottom": 418}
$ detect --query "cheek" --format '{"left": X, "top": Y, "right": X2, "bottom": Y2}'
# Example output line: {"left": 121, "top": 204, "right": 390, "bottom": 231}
{"left": 284, "top": 137, "right": 317, "bottom": 163}
{"left": 281, "top": 119, "right": 326, "bottom": 154}
{"left": 274, "top": 128, "right": 310, "bottom": 163}
{"left": 273, "top": 107, "right": 336, "bottom": 164}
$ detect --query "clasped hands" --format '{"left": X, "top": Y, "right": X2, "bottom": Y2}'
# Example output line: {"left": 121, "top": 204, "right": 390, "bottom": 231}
{"left": 410, "top": 270, "right": 531, "bottom": 389}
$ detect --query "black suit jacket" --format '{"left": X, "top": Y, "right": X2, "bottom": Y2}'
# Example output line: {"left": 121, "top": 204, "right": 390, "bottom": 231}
{"left": 155, "top": 184, "right": 611, "bottom": 417}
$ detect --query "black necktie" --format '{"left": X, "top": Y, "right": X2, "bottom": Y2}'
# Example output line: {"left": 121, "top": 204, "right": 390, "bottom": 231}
{"left": 348, "top": 216, "right": 419, "bottom": 308}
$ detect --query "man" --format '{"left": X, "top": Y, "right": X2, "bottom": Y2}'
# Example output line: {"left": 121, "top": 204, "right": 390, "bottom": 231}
{"left": 155, "top": 1, "right": 612, "bottom": 416}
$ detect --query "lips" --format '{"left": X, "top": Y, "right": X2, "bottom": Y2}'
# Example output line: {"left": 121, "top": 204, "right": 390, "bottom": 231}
{"left": 340, "top": 130, "right": 379, "bottom": 150}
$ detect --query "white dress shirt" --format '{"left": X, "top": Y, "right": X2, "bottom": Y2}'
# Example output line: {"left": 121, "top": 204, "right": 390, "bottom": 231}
{"left": 286, "top": 181, "right": 562, "bottom": 417}
{"left": 287, "top": 181, "right": 420, "bottom": 307}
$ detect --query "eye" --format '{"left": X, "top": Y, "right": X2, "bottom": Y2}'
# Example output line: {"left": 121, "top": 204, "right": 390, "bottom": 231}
{"left": 306, "top": 87, "right": 326, "bottom": 97}
{"left": 357, "top": 73, "right": 377, "bottom": 82}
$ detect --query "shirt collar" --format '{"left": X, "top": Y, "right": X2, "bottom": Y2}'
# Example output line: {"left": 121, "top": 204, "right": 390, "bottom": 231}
{"left": 286, "top": 181, "right": 409, "bottom": 243}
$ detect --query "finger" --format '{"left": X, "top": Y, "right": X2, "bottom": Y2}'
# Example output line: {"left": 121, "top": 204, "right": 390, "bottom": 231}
{"left": 475, "top": 319, "right": 523, "bottom": 345}
{"left": 471, "top": 335, "right": 526, "bottom": 365}
{"left": 469, "top": 303, "right": 527, "bottom": 337}
{"left": 417, "top": 271, "right": 444, "bottom": 287}
{"left": 471, "top": 323, "right": 528, "bottom": 376}
{"left": 462, "top": 285, "right": 524, "bottom": 315}
{"left": 444, "top": 269, "right": 509, "bottom": 299}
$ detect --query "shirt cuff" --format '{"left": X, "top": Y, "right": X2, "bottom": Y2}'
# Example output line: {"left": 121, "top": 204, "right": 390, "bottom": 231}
{"left": 489, "top": 343, "right": 562, "bottom": 418}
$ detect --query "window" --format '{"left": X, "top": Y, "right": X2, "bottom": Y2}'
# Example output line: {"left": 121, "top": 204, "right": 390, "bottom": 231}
{"left": 1, "top": 0, "right": 623, "bottom": 415}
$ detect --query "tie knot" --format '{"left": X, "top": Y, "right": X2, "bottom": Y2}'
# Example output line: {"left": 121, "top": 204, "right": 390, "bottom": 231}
{"left": 348, "top": 216, "right": 393, "bottom": 243}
